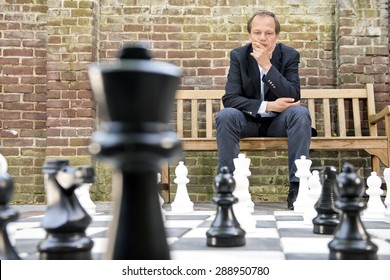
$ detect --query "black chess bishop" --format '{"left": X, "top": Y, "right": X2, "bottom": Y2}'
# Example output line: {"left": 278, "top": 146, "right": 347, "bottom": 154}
{"left": 328, "top": 162, "right": 378, "bottom": 260}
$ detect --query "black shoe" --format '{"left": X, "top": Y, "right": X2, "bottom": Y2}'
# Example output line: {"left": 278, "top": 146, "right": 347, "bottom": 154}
{"left": 287, "top": 182, "right": 299, "bottom": 210}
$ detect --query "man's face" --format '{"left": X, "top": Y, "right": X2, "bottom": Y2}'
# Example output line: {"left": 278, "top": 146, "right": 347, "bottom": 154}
{"left": 248, "top": 15, "right": 279, "bottom": 52}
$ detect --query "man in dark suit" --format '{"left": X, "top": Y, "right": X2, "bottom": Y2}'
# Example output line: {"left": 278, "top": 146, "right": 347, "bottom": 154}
{"left": 216, "top": 10, "right": 312, "bottom": 210}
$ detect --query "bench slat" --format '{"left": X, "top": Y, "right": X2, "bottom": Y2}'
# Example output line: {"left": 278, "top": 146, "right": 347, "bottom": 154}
{"left": 323, "top": 99, "right": 331, "bottom": 137}
{"left": 191, "top": 100, "right": 198, "bottom": 138}
{"left": 352, "top": 98, "right": 362, "bottom": 136}
{"left": 338, "top": 99, "right": 346, "bottom": 136}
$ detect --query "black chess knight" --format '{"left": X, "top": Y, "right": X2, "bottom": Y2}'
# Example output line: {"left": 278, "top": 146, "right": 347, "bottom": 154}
{"left": 38, "top": 160, "right": 95, "bottom": 260}
{"left": 88, "top": 44, "right": 182, "bottom": 259}
{"left": 328, "top": 162, "right": 378, "bottom": 260}
{"left": 206, "top": 166, "right": 246, "bottom": 247}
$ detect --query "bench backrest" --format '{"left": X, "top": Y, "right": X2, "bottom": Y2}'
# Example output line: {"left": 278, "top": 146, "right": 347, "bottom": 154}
{"left": 174, "top": 84, "right": 377, "bottom": 139}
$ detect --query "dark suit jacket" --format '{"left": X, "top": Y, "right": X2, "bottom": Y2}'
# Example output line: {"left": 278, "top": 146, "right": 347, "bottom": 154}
{"left": 222, "top": 43, "right": 301, "bottom": 119}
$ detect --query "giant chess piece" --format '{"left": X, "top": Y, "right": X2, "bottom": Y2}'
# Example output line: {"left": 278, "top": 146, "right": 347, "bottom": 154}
{"left": 206, "top": 167, "right": 246, "bottom": 247}
{"left": 38, "top": 160, "right": 94, "bottom": 260}
{"left": 304, "top": 170, "right": 322, "bottom": 225}
{"left": 293, "top": 155, "right": 312, "bottom": 213}
{"left": 363, "top": 171, "right": 385, "bottom": 219}
{"left": 0, "top": 164, "right": 21, "bottom": 260}
{"left": 88, "top": 44, "right": 181, "bottom": 259}
{"left": 233, "top": 154, "right": 256, "bottom": 232}
{"left": 328, "top": 162, "right": 378, "bottom": 260}
{"left": 75, "top": 181, "right": 96, "bottom": 216}
{"left": 312, "top": 166, "right": 339, "bottom": 234}
{"left": 233, "top": 153, "right": 254, "bottom": 213}
{"left": 384, "top": 168, "right": 390, "bottom": 223}
{"left": 171, "top": 161, "right": 194, "bottom": 213}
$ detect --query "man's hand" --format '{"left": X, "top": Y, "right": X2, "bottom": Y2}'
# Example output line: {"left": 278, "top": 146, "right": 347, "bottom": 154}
{"left": 266, "top": 98, "right": 300, "bottom": 113}
{"left": 250, "top": 41, "right": 276, "bottom": 71}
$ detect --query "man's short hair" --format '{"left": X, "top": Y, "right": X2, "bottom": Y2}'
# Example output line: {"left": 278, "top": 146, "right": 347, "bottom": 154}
{"left": 247, "top": 10, "right": 281, "bottom": 34}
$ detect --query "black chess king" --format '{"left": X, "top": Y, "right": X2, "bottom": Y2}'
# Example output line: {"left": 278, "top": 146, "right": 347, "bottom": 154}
{"left": 88, "top": 44, "right": 182, "bottom": 259}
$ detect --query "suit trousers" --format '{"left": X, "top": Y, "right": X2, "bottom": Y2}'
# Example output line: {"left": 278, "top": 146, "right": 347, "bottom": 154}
{"left": 215, "top": 106, "right": 312, "bottom": 183}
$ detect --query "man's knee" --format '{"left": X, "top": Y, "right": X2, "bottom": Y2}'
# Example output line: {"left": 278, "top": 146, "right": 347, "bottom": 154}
{"left": 287, "top": 107, "right": 311, "bottom": 123}
{"left": 216, "top": 108, "right": 242, "bottom": 126}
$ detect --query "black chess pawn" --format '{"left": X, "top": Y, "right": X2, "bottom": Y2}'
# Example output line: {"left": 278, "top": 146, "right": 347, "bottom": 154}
{"left": 312, "top": 166, "right": 339, "bottom": 234}
{"left": 0, "top": 171, "right": 21, "bottom": 260}
{"left": 38, "top": 160, "right": 94, "bottom": 260}
{"left": 206, "top": 166, "right": 246, "bottom": 247}
{"left": 328, "top": 162, "right": 378, "bottom": 260}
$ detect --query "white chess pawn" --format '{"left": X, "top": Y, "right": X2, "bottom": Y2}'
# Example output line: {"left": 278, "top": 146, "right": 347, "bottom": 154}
{"left": 171, "top": 161, "right": 193, "bottom": 213}
{"left": 293, "top": 155, "right": 312, "bottom": 213}
{"left": 233, "top": 153, "right": 254, "bottom": 213}
{"left": 75, "top": 183, "right": 97, "bottom": 216}
{"left": 363, "top": 171, "right": 386, "bottom": 220}
{"left": 233, "top": 153, "right": 256, "bottom": 232}
{"left": 304, "top": 170, "right": 322, "bottom": 225}
{"left": 384, "top": 168, "right": 390, "bottom": 223}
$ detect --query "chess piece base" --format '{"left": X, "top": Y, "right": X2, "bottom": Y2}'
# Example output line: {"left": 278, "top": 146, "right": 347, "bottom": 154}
{"left": 207, "top": 235, "right": 245, "bottom": 247}
{"left": 39, "top": 234, "right": 93, "bottom": 260}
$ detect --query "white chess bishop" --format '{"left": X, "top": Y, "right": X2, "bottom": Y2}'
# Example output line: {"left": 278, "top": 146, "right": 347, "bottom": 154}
{"left": 171, "top": 161, "right": 193, "bottom": 213}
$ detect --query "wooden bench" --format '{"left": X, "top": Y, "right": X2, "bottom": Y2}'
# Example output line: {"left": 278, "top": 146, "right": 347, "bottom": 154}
{"left": 161, "top": 84, "right": 390, "bottom": 200}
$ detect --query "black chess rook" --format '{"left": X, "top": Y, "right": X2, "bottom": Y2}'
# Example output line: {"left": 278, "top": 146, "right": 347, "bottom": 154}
{"left": 206, "top": 166, "right": 246, "bottom": 247}
{"left": 328, "top": 162, "right": 378, "bottom": 260}
{"left": 88, "top": 44, "right": 182, "bottom": 259}
{"left": 0, "top": 170, "right": 21, "bottom": 260}
{"left": 312, "top": 166, "right": 339, "bottom": 234}
{"left": 38, "top": 160, "right": 94, "bottom": 260}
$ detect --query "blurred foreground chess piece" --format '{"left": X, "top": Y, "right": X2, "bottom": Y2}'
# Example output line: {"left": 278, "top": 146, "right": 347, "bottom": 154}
{"left": 328, "top": 162, "right": 378, "bottom": 260}
{"left": 0, "top": 154, "right": 21, "bottom": 260}
{"left": 206, "top": 167, "right": 245, "bottom": 247}
{"left": 88, "top": 43, "right": 182, "bottom": 259}
{"left": 38, "top": 160, "right": 95, "bottom": 260}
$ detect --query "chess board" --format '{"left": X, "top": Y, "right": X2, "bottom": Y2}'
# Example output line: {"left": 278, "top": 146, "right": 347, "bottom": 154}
{"left": 9, "top": 203, "right": 390, "bottom": 260}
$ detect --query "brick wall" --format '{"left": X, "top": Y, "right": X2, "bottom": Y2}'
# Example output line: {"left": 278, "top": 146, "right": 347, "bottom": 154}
{"left": 0, "top": 0, "right": 389, "bottom": 204}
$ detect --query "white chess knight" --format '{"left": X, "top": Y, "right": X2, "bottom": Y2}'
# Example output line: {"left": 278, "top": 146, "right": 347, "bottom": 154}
{"left": 363, "top": 171, "right": 386, "bottom": 220}
{"left": 303, "top": 170, "right": 322, "bottom": 225}
{"left": 384, "top": 168, "right": 390, "bottom": 223}
{"left": 171, "top": 161, "right": 193, "bottom": 213}
{"left": 293, "top": 155, "right": 312, "bottom": 213}
{"left": 233, "top": 153, "right": 256, "bottom": 232}
{"left": 233, "top": 153, "right": 255, "bottom": 213}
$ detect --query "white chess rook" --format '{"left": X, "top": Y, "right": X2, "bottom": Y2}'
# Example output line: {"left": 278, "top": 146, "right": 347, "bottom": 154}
{"left": 382, "top": 168, "right": 390, "bottom": 223}
{"left": 293, "top": 155, "right": 312, "bottom": 213}
{"left": 171, "top": 161, "right": 193, "bottom": 213}
{"left": 364, "top": 171, "right": 386, "bottom": 220}
{"left": 0, "top": 153, "right": 8, "bottom": 173}
{"left": 233, "top": 153, "right": 254, "bottom": 213}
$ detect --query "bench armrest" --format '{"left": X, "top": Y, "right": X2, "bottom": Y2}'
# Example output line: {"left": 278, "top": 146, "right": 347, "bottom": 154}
{"left": 369, "top": 105, "right": 390, "bottom": 125}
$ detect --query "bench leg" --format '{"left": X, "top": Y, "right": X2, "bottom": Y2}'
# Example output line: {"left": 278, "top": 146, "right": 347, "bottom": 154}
{"left": 160, "top": 161, "right": 170, "bottom": 203}
{"left": 371, "top": 156, "right": 381, "bottom": 176}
